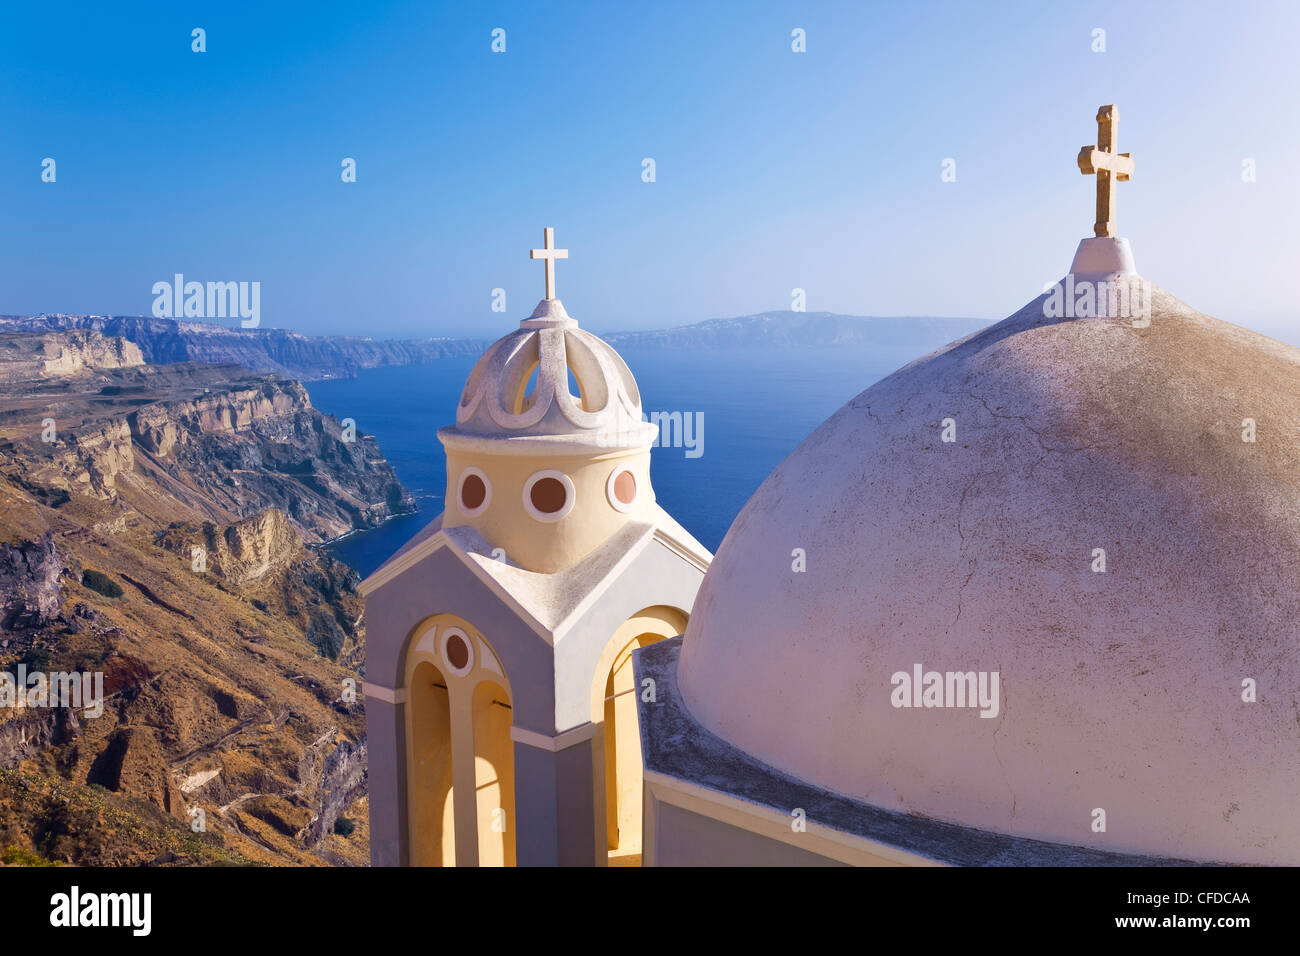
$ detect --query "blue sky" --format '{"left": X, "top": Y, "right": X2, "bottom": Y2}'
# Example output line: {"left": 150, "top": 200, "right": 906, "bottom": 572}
{"left": 1, "top": 0, "right": 1297, "bottom": 339}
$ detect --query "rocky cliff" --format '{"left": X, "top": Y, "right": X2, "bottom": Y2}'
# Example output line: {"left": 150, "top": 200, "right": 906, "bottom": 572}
{"left": 0, "top": 534, "right": 63, "bottom": 631}
{"left": 0, "top": 332, "right": 390, "bottom": 865}
{"left": 0, "top": 315, "right": 485, "bottom": 381}
{"left": 156, "top": 510, "right": 302, "bottom": 585}
{"left": 0, "top": 330, "right": 143, "bottom": 385}
{"left": 4, "top": 353, "right": 414, "bottom": 543}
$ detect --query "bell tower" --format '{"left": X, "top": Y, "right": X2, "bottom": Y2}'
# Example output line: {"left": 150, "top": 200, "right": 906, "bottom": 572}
{"left": 361, "top": 228, "right": 711, "bottom": 866}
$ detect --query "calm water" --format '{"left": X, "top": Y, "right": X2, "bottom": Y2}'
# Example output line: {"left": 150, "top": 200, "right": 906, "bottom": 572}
{"left": 308, "top": 348, "right": 919, "bottom": 578}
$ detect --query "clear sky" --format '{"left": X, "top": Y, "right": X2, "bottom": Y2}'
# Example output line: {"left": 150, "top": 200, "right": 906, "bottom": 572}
{"left": 2, "top": 0, "right": 1297, "bottom": 339}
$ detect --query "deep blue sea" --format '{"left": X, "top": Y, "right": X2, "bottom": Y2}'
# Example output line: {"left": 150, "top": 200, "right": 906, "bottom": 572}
{"left": 308, "top": 347, "right": 921, "bottom": 579}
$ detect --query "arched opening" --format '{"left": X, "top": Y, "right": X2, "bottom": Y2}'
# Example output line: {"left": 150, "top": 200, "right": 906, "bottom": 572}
{"left": 408, "top": 660, "right": 455, "bottom": 866}
{"left": 604, "top": 639, "right": 643, "bottom": 860}
{"left": 404, "top": 615, "right": 514, "bottom": 867}
{"left": 562, "top": 330, "right": 608, "bottom": 411}
{"left": 567, "top": 366, "right": 585, "bottom": 408}
{"left": 510, "top": 362, "right": 587, "bottom": 412}
{"left": 592, "top": 606, "right": 688, "bottom": 867}
{"left": 472, "top": 679, "right": 516, "bottom": 866}
{"left": 515, "top": 361, "right": 540, "bottom": 413}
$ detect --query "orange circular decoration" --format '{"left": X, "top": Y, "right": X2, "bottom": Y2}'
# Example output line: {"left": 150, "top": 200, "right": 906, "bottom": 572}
{"left": 530, "top": 476, "right": 568, "bottom": 514}
{"left": 461, "top": 473, "right": 487, "bottom": 510}
{"left": 445, "top": 633, "right": 470, "bottom": 670}
{"left": 614, "top": 470, "right": 637, "bottom": 505}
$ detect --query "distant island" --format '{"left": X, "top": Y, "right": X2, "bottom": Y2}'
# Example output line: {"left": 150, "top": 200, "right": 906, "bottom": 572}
{"left": 603, "top": 311, "right": 987, "bottom": 351}
{"left": 0, "top": 311, "right": 990, "bottom": 382}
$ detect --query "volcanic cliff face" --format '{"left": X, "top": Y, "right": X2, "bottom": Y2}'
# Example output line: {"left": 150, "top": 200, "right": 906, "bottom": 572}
{"left": 0, "top": 534, "right": 63, "bottom": 631}
{"left": 156, "top": 510, "right": 302, "bottom": 586}
{"left": 0, "top": 314, "right": 485, "bottom": 381}
{"left": 0, "top": 331, "right": 398, "bottom": 865}
{"left": 0, "top": 329, "right": 143, "bottom": 385}
{"left": 28, "top": 419, "right": 137, "bottom": 501}
{"left": 1, "top": 330, "right": 414, "bottom": 543}
{"left": 121, "top": 377, "right": 412, "bottom": 541}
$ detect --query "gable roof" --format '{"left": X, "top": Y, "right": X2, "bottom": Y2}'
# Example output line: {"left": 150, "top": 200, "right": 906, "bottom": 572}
{"left": 360, "top": 505, "right": 711, "bottom": 645}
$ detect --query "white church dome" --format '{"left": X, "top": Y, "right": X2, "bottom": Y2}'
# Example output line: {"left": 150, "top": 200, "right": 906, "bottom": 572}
{"left": 676, "top": 283, "right": 1300, "bottom": 865}
{"left": 450, "top": 298, "right": 654, "bottom": 450}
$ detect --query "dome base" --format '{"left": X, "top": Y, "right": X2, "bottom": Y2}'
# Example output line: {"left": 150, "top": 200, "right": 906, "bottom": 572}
{"left": 1069, "top": 236, "right": 1136, "bottom": 278}
{"left": 521, "top": 298, "right": 577, "bottom": 329}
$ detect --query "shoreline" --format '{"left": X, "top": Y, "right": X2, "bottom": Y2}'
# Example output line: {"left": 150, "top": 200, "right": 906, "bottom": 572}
{"left": 311, "top": 493, "right": 443, "bottom": 564}
{"left": 312, "top": 503, "right": 423, "bottom": 550}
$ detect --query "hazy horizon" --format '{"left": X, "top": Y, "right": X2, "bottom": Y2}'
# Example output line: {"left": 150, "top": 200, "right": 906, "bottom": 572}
{"left": 3, "top": 305, "right": 994, "bottom": 336}
{"left": 11, "top": 303, "right": 1300, "bottom": 351}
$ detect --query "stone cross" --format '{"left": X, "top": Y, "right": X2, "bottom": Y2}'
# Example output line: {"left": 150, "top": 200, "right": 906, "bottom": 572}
{"left": 1077, "top": 105, "right": 1135, "bottom": 238}
{"left": 529, "top": 227, "right": 568, "bottom": 300}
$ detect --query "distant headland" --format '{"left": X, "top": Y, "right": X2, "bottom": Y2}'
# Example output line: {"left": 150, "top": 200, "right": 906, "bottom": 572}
{"left": 0, "top": 311, "right": 989, "bottom": 382}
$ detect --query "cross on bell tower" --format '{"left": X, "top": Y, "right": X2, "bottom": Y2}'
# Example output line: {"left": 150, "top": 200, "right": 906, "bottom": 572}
{"left": 1077, "top": 105, "right": 1135, "bottom": 238}
{"left": 529, "top": 227, "right": 568, "bottom": 300}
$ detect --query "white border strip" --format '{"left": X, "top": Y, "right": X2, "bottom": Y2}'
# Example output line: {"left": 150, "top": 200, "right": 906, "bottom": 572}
{"left": 362, "top": 682, "right": 407, "bottom": 704}
{"left": 644, "top": 771, "right": 945, "bottom": 867}
{"left": 510, "top": 722, "right": 599, "bottom": 753}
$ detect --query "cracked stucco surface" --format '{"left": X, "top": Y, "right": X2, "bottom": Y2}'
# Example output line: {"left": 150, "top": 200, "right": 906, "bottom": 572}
{"left": 676, "top": 283, "right": 1300, "bottom": 864}
{"left": 639, "top": 639, "right": 1192, "bottom": 865}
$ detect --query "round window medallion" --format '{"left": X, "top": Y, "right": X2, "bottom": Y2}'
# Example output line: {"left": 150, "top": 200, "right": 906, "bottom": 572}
{"left": 457, "top": 467, "right": 491, "bottom": 517}
{"left": 531, "top": 478, "right": 566, "bottom": 512}
{"left": 522, "top": 470, "right": 575, "bottom": 522}
{"left": 446, "top": 633, "right": 469, "bottom": 669}
{"left": 606, "top": 466, "right": 639, "bottom": 513}
{"left": 462, "top": 474, "right": 486, "bottom": 509}
{"left": 440, "top": 626, "right": 474, "bottom": 676}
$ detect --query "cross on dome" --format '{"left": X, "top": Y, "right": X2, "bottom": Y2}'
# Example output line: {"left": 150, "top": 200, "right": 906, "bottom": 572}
{"left": 529, "top": 227, "right": 568, "bottom": 300}
{"left": 1077, "top": 105, "right": 1135, "bottom": 238}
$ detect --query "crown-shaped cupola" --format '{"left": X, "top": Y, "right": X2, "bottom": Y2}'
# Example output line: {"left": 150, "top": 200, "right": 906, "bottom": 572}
{"left": 438, "top": 229, "right": 659, "bottom": 573}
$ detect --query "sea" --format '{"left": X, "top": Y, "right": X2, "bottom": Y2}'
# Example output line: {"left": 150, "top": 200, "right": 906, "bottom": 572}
{"left": 308, "top": 346, "right": 930, "bottom": 579}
